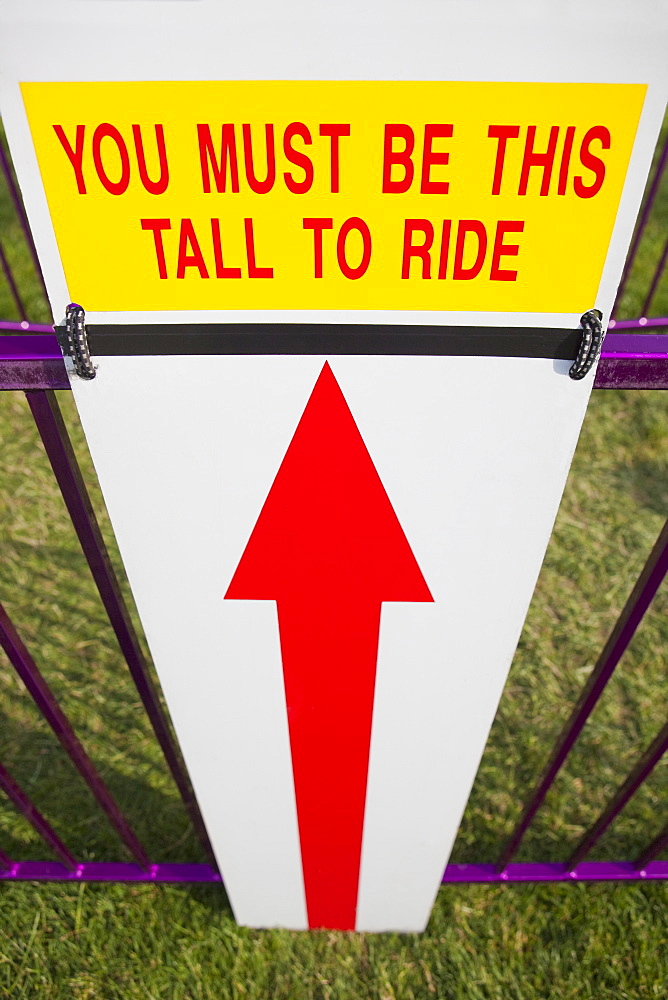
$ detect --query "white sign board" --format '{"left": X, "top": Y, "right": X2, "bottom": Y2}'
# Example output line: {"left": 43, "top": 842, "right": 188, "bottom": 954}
{"left": 1, "top": 0, "right": 666, "bottom": 932}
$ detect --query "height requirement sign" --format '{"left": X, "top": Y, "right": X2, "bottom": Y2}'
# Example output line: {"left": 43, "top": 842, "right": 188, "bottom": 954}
{"left": 23, "top": 81, "right": 641, "bottom": 314}
{"left": 1, "top": 0, "right": 666, "bottom": 934}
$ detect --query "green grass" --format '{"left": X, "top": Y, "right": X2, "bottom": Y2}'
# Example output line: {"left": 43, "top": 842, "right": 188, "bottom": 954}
{"left": 614, "top": 118, "right": 668, "bottom": 320}
{"left": 0, "top": 125, "right": 667, "bottom": 997}
{"left": 0, "top": 131, "right": 50, "bottom": 327}
{"left": 0, "top": 880, "right": 666, "bottom": 1000}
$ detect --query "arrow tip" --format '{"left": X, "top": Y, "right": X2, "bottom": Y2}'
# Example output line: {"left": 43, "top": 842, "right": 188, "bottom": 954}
{"left": 226, "top": 362, "right": 433, "bottom": 603}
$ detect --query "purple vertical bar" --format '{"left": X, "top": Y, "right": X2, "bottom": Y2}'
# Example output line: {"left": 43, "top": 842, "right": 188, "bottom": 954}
{"left": 0, "top": 239, "right": 27, "bottom": 321}
{"left": 0, "top": 847, "right": 13, "bottom": 870}
{"left": 613, "top": 133, "right": 668, "bottom": 316}
{"left": 566, "top": 723, "right": 668, "bottom": 870}
{"left": 0, "top": 140, "right": 49, "bottom": 303}
{"left": 640, "top": 234, "right": 668, "bottom": 317}
{"left": 0, "top": 760, "right": 77, "bottom": 869}
{"left": 498, "top": 518, "right": 668, "bottom": 872}
{"left": 636, "top": 823, "right": 668, "bottom": 869}
{"left": 26, "top": 389, "right": 216, "bottom": 867}
{"left": 0, "top": 601, "right": 150, "bottom": 868}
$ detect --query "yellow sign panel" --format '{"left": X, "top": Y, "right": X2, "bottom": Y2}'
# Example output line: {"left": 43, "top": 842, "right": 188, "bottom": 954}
{"left": 22, "top": 80, "right": 645, "bottom": 314}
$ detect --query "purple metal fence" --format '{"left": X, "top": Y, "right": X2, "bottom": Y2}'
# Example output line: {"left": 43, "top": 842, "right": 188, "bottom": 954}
{"left": 0, "top": 130, "right": 666, "bottom": 888}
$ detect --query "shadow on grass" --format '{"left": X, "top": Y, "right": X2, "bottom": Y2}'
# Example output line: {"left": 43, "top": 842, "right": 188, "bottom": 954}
{"left": 612, "top": 457, "right": 668, "bottom": 519}
{"left": 0, "top": 700, "right": 208, "bottom": 867}
{"left": 0, "top": 537, "right": 118, "bottom": 633}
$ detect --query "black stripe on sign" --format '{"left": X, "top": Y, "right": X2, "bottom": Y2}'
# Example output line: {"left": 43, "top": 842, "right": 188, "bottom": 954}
{"left": 81, "top": 323, "right": 581, "bottom": 359}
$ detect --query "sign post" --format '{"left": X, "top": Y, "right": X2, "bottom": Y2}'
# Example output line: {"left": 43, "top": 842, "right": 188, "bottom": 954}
{"left": 1, "top": 0, "right": 666, "bottom": 932}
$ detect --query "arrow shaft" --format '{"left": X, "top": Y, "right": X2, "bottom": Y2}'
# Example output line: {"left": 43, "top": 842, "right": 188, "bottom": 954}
{"left": 225, "top": 364, "right": 432, "bottom": 930}
{"left": 277, "top": 598, "right": 382, "bottom": 931}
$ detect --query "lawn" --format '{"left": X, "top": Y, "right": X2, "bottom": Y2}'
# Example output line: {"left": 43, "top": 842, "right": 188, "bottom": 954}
{"left": 0, "top": 125, "right": 666, "bottom": 998}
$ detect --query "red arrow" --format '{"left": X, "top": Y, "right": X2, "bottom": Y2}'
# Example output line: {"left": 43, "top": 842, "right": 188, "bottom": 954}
{"left": 225, "top": 362, "right": 433, "bottom": 930}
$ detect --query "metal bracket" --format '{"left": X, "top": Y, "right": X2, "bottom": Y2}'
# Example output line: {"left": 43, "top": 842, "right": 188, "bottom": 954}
{"left": 569, "top": 309, "right": 603, "bottom": 381}
{"left": 58, "top": 303, "right": 96, "bottom": 381}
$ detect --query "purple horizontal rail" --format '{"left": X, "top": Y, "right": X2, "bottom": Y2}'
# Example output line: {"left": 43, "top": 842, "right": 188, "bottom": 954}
{"left": 443, "top": 861, "right": 668, "bottom": 883}
{"left": 0, "top": 860, "right": 664, "bottom": 884}
{"left": 608, "top": 317, "right": 668, "bottom": 330}
{"left": 600, "top": 332, "right": 668, "bottom": 356}
{"left": 595, "top": 331, "right": 668, "bottom": 388}
{"left": 497, "top": 518, "right": 668, "bottom": 872}
{"left": 0, "top": 862, "right": 221, "bottom": 883}
{"left": 0, "top": 761, "right": 76, "bottom": 869}
{"left": 1, "top": 330, "right": 668, "bottom": 392}
{"left": 0, "top": 330, "right": 68, "bottom": 390}
{"left": 0, "top": 320, "right": 54, "bottom": 333}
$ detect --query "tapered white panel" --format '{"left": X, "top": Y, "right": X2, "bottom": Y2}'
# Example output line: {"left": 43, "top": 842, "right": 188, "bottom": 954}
{"left": 71, "top": 354, "right": 591, "bottom": 929}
